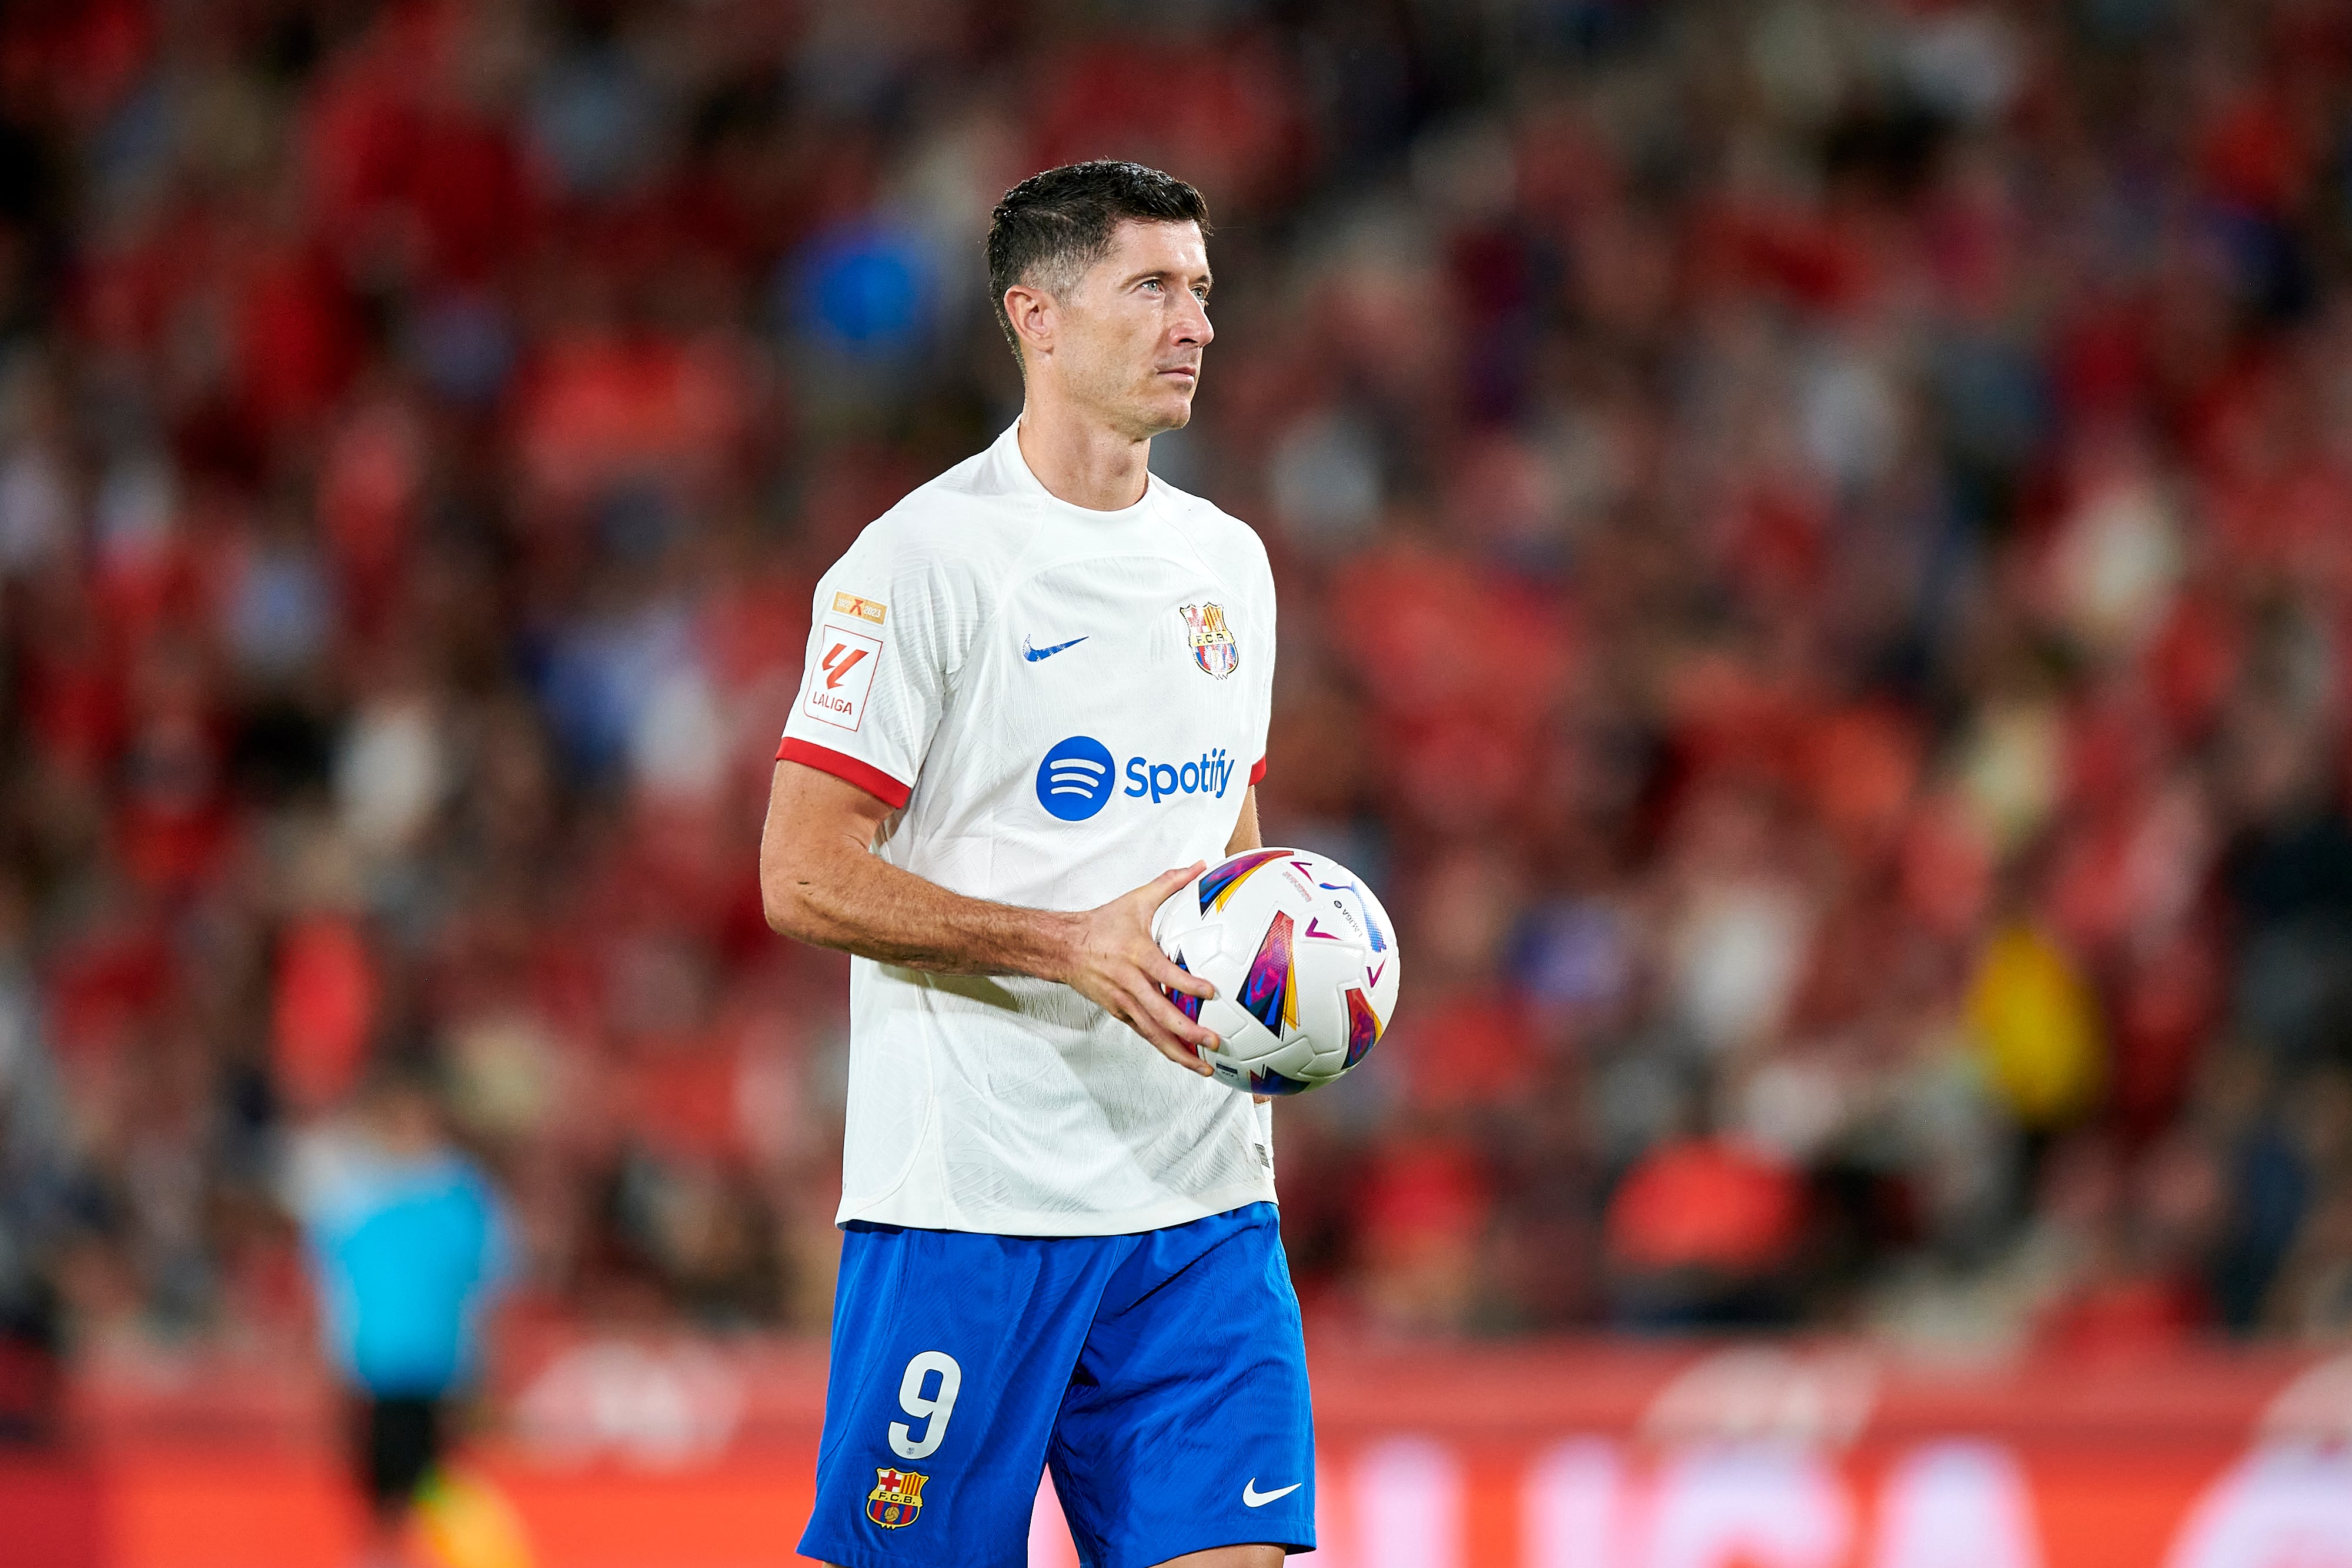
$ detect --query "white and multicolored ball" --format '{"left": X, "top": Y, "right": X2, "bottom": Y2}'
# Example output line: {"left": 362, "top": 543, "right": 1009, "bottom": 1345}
{"left": 1152, "top": 848, "right": 1402, "bottom": 1096}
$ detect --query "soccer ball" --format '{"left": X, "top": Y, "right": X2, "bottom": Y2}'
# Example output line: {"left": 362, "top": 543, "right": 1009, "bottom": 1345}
{"left": 1152, "top": 848, "right": 1402, "bottom": 1095}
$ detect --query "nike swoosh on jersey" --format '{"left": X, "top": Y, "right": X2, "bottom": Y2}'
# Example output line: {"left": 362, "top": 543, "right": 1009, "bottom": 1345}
{"left": 1023, "top": 636, "right": 1089, "bottom": 662}
{"left": 1242, "top": 1479, "right": 1302, "bottom": 1508}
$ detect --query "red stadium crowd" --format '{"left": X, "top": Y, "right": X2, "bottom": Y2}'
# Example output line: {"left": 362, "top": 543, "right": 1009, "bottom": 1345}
{"left": 3, "top": 0, "right": 2352, "bottom": 1413}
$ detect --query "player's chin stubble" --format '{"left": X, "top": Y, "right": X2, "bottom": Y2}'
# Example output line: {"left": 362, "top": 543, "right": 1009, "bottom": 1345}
{"left": 1130, "top": 363, "right": 1198, "bottom": 437}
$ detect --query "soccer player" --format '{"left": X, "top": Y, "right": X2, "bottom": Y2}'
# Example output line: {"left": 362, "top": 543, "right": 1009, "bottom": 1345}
{"left": 761, "top": 162, "right": 1309, "bottom": 1568}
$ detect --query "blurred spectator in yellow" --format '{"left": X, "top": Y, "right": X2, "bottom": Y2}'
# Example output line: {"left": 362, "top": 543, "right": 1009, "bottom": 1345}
{"left": 1967, "top": 921, "right": 2105, "bottom": 1133}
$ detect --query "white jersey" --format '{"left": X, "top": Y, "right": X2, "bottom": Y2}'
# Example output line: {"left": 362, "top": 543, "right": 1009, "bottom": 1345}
{"left": 777, "top": 422, "right": 1278, "bottom": 1236}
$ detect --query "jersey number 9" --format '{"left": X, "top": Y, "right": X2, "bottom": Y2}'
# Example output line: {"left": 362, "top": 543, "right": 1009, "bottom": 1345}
{"left": 888, "top": 1350, "right": 963, "bottom": 1460}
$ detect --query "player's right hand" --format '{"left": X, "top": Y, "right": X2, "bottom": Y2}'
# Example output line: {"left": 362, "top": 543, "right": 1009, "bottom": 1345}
{"left": 1060, "top": 863, "right": 1220, "bottom": 1074}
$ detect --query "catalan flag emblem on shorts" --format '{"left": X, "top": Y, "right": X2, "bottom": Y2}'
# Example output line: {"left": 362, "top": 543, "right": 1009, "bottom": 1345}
{"left": 867, "top": 1467, "right": 928, "bottom": 1529}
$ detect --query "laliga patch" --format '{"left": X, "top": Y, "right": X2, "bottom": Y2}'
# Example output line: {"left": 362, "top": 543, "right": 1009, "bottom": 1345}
{"left": 804, "top": 625, "right": 883, "bottom": 731}
{"left": 831, "top": 590, "right": 886, "bottom": 625}
{"left": 867, "top": 1466, "right": 928, "bottom": 1529}
{"left": 1180, "top": 601, "right": 1238, "bottom": 678}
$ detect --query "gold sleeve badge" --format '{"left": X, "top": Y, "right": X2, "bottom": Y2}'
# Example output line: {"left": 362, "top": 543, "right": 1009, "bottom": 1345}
{"left": 832, "top": 591, "right": 887, "bottom": 626}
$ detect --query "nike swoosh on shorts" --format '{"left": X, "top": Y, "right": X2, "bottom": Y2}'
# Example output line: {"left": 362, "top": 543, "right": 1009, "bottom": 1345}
{"left": 1242, "top": 1479, "right": 1302, "bottom": 1507}
{"left": 1023, "top": 636, "right": 1088, "bottom": 661}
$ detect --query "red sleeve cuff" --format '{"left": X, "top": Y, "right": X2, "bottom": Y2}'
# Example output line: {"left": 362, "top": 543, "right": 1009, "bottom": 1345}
{"left": 1249, "top": 756, "right": 1267, "bottom": 786}
{"left": 776, "top": 737, "right": 913, "bottom": 810}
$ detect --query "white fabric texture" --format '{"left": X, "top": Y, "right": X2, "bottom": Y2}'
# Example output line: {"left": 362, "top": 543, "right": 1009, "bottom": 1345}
{"left": 779, "top": 423, "right": 1278, "bottom": 1236}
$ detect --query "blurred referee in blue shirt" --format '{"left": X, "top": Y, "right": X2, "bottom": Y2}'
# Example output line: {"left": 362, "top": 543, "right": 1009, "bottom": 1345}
{"left": 286, "top": 1058, "right": 512, "bottom": 1558}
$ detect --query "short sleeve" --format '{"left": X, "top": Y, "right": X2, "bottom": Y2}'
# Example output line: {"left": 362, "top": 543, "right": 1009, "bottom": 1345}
{"left": 777, "top": 524, "right": 968, "bottom": 810}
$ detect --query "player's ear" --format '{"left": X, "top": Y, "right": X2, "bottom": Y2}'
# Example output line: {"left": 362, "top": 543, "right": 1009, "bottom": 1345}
{"left": 1003, "top": 281, "right": 1054, "bottom": 365}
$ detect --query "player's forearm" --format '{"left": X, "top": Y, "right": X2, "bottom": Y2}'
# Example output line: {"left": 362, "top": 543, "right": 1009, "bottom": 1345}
{"left": 766, "top": 838, "right": 1080, "bottom": 981}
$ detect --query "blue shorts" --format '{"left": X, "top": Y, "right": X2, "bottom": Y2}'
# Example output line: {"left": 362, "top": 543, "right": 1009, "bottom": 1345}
{"left": 800, "top": 1202, "right": 1315, "bottom": 1568}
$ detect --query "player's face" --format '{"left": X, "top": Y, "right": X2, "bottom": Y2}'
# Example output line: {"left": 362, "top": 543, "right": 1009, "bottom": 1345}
{"left": 1057, "top": 219, "right": 1213, "bottom": 441}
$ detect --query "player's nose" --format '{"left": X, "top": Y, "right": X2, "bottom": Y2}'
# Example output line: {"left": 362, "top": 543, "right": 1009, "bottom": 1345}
{"left": 1173, "top": 295, "right": 1212, "bottom": 348}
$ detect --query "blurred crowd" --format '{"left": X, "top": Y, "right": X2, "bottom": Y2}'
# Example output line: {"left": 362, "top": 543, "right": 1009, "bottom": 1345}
{"left": 4, "top": 0, "right": 2352, "bottom": 1410}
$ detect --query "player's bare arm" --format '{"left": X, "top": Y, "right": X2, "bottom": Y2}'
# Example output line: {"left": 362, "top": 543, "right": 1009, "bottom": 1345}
{"left": 760, "top": 758, "right": 1221, "bottom": 1074}
{"left": 1225, "top": 785, "right": 1262, "bottom": 855}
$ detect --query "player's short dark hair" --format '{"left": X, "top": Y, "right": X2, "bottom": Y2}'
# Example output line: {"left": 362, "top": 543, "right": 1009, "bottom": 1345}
{"left": 984, "top": 161, "right": 1211, "bottom": 367}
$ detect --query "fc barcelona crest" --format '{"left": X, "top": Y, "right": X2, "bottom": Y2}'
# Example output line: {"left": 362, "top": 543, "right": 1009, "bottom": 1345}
{"left": 867, "top": 1466, "right": 928, "bottom": 1529}
{"left": 1181, "top": 602, "right": 1239, "bottom": 679}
